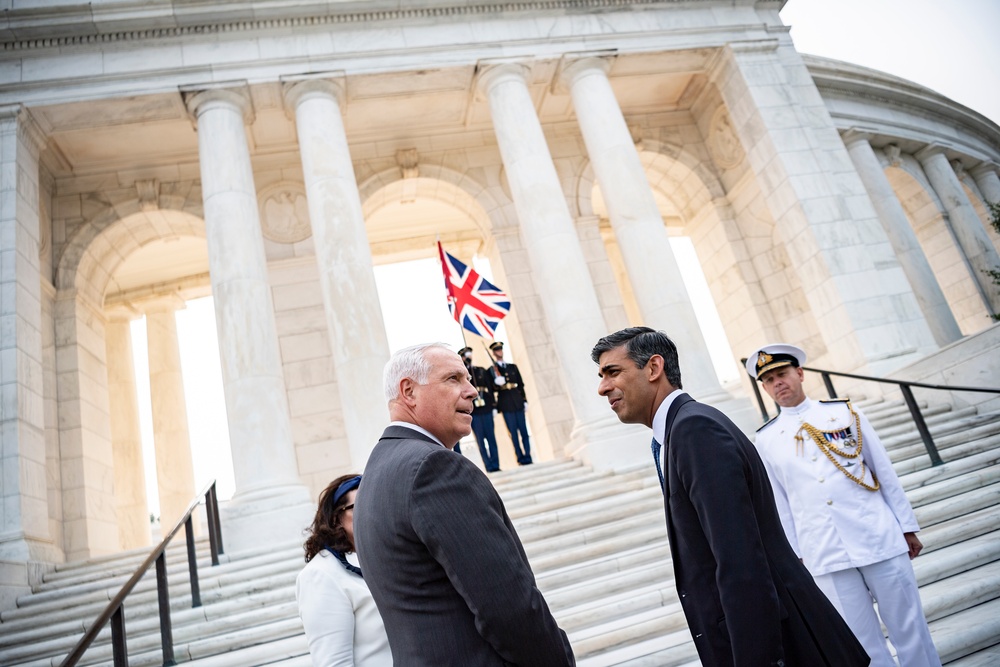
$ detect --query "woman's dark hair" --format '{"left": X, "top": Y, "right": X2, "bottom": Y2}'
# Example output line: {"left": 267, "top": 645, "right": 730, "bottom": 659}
{"left": 303, "top": 473, "right": 360, "bottom": 562}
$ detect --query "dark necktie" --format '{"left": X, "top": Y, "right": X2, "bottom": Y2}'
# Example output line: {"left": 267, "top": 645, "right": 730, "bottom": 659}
{"left": 651, "top": 437, "right": 665, "bottom": 494}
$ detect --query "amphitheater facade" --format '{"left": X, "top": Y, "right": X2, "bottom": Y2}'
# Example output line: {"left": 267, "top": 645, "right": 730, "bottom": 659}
{"left": 1, "top": 0, "right": 999, "bottom": 607}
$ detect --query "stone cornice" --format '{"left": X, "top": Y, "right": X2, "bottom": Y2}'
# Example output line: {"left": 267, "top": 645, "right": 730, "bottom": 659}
{"left": 804, "top": 54, "right": 1000, "bottom": 155}
{"left": 0, "top": 0, "right": 745, "bottom": 52}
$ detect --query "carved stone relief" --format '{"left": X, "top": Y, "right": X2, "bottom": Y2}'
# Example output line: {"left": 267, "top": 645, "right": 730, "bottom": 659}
{"left": 707, "top": 107, "right": 745, "bottom": 170}
{"left": 258, "top": 183, "right": 312, "bottom": 244}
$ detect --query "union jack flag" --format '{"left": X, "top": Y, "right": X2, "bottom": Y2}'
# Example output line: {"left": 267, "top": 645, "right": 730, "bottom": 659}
{"left": 437, "top": 242, "right": 510, "bottom": 339}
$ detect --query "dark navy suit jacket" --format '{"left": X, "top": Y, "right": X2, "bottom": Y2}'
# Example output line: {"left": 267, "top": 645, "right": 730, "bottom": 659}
{"left": 662, "top": 394, "right": 869, "bottom": 667}
{"left": 354, "top": 425, "right": 574, "bottom": 666}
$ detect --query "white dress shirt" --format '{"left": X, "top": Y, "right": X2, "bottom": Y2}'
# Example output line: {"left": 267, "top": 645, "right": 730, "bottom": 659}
{"left": 296, "top": 550, "right": 393, "bottom": 667}
{"left": 753, "top": 398, "right": 919, "bottom": 576}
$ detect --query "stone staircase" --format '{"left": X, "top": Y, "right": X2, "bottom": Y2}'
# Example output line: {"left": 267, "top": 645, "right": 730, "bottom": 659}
{"left": 2, "top": 395, "right": 999, "bottom": 667}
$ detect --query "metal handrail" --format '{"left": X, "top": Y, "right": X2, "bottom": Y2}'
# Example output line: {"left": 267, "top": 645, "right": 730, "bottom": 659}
{"left": 60, "top": 481, "right": 225, "bottom": 667}
{"left": 741, "top": 358, "right": 1000, "bottom": 467}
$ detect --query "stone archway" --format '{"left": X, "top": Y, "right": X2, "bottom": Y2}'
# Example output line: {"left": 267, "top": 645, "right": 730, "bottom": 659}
{"left": 53, "top": 203, "right": 208, "bottom": 560}
{"left": 358, "top": 166, "right": 573, "bottom": 461}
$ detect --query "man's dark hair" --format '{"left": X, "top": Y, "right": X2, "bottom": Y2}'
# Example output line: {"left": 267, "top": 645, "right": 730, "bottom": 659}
{"left": 591, "top": 326, "right": 682, "bottom": 389}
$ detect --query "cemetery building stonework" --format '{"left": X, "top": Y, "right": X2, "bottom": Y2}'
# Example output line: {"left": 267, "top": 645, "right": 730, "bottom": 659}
{"left": 1, "top": 0, "right": 998, "bottom": 608}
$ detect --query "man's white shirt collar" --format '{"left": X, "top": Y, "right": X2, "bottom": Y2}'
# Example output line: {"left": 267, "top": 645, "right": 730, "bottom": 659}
{"left": 780, "top": 396, "right": 813, "bottom": 418}
{"left": 390, "top": 421, "right": 446, "bottom": 448}
{"left": 652, "top": 389, "right": 686, "bottom": 446}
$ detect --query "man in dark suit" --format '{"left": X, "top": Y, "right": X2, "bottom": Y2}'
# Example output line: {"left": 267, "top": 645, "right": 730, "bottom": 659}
{"left": 591, "top": 327, "right": 868, "bottom": 667}
{"left": 354, "top": 342, "right": 574, "bottom": 666}
{"left": 489, "top": 341, "right": 532, "bottom": 464}
{"left": 459, "top": 346, "right": 500, "bottom": 472}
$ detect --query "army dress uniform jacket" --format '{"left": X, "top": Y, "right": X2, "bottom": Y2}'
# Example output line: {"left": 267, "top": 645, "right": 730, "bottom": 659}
{"left": 754, "top": 397, "right": 919, "bottom": 576}
{"left": 492, "top": 362, "right": 526, "bottom": 413}
{"left": 470, "top": 365, "right": 496, "bottom": 415}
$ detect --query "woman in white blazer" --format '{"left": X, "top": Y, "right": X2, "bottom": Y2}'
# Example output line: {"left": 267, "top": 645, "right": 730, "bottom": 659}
{"left": 297, "top": 474, "right": 392, "bottom": 667}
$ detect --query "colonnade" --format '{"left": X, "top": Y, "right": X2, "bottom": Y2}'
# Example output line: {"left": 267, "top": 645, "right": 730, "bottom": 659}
{"left": 7, "top": 49, "right": 998, "bottom": 563}
{"left": 170, "top": 54, "right": 1000, "bottom": 548}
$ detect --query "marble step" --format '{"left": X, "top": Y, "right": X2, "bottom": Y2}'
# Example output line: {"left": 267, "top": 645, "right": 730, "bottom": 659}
{"left": 920, "top": 560, "right": 1000, "bottom": 623}
{"left": 84, "top": 615, "right": 305, "bottom": 667}
{"left": 547, "top": 533, "right": 1000, "bottom": 658}
{"left": 0, "top": 562, "right": 299, "bottom": 636}
{"left": 930, "top": 597, "right": 1000, "bottom": 663}
{"left": 946, "top": 643, "right": 1000, "bottom": 666}
{"left": 874, "top": 405, "right": 975, "bottom": 439}
{"left": 40, "top": 538, "right": 219, "bottom": 587}
{"left": 883, "top": 417, "right": 1000, "bottom": 459}
{"left": 568, "top": 562, "right": 1000, "bottom": 667}
{"left": 1, "top": 594, "right": 300, "bottom": 667}
{"left": 45, "top": 542, "right": 297, "bottom": 598}
{"left": 182, "top": 634, "right": 309, "bottom": 667}
{"left": 503, "top": 469, "right": 651, "bottom": 515}
{"left": 3, "top": 553, "right": 302, "bottom": 627}
{"left": 0, "top": 582, "right": 296, "bottom": 661}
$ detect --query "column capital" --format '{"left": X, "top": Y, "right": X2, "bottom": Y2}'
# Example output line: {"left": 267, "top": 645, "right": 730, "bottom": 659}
{"left": 914, "top": 142, "right": 951, "bottom": 164}
{"left": 475, "top": 61, "right": 530, "bottom": 99}
{"left": 554, "top": 54, "right": 613, "bottom": 94}
{"left": 282, "top": 76, "right": 346, "bottom": 116}
{"left": 104, "top": 303, "right": 141, "bottom": 323}
{"left": 970, "top": 161, "right": 999, "bottom": 180}
{"left": 0, "top": 105, "right": 47, "bottom": 155}
{"left": 840, "top": 127, "right": 876, "bottom": 148}
{"left": 136, "top": 293, "right": 187, "bottom": 315}
{"left": 183, "top": 83, "right": 254, "bottom": 126}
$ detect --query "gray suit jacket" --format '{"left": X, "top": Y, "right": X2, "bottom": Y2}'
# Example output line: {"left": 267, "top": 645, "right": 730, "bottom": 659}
{"left": 354, "top": 425, "right": 574, "bottom": 667}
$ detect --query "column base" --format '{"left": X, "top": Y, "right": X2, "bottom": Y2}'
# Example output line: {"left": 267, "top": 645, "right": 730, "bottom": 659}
{"left": 220, "top": 484, "right": 314, "bottom": 557}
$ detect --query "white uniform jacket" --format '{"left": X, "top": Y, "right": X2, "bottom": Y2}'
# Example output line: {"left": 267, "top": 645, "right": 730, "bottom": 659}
{"left": 296, "top": 550, "right": 393, "bottom": 667}
{"left": 754, "top": 398, "right": 919, "bottom": 576}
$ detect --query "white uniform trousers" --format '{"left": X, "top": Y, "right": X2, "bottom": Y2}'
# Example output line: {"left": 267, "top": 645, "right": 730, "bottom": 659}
{"left": 813, "top": 552, "right": 941, "bottom": 667}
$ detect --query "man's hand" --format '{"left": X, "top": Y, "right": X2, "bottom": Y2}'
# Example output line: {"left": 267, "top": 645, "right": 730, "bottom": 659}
{"left": 494, "top": 375, "right": 506, "bottom": 386}
{"left": 904, "top": 532, "right": 923, "bottom": 559}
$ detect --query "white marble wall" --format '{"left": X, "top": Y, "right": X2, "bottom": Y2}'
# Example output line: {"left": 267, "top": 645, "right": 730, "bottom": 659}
{"left": 53, "top": 293, "right": 117, "bottom": 561}
{"left": 710, "top": 41, "right": 938, "bottom": 376}
{"left": 268, "top": 257, "right": 352, "bottom": 496}
{"left": 0, "top": 107, "right": 53, "bottom": 567}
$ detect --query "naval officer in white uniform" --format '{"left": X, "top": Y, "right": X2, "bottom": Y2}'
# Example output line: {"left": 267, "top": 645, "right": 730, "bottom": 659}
{"left": 748, "top": 343, "right": 941, "bottom": 667}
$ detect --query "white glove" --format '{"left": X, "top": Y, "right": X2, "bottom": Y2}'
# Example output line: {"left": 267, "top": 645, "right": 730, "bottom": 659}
{"left": 494, "top": 375, "right": 506, "bottom": 386}
{"left": 523, "top": 402, "right": 528, "bottom": 411}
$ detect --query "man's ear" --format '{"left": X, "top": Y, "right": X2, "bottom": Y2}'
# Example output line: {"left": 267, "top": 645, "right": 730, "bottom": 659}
{"left": 646, "top": 354, "right": 665, "bottom": 382}
{"left": 399, "top": 377, "right": 418, "bottom": 406}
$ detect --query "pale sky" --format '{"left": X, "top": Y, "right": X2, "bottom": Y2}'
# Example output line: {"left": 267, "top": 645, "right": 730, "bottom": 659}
{"left": 133, "top": 2, "right": 999, "bottom": 517}
{"left": 780, "top": 0, "right": 1000, "bottom": 125}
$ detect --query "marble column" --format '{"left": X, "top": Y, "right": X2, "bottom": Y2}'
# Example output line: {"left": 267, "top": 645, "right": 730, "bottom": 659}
{"left": 284, "top": 78, "right": 390, "bottom": 469}
{"left": 143, "top": 298, "right": 198, "bottom": 535}
{"left": 842, "top": 131, "right": 961, "bottom": 346}
{"left": 575, "top": 215, "right": 629, "bottom": 332}
{"left": 971, "top": 162, "right": 1000, "bottom": 205}
{"left": 477, "top": 63, "right": 646, "bottom": 471}
{"left": 185, "top": 86, "right": 312, "bottom": 554}
{"left": 104, "top": 311, "right": 152, "bottom": 550}
{"left": 0, "top": 106, "right": 59, "bottom": 566}
{"left": 559, "top": 57, "right": 749, "bottom": 420}
{"left": 916, "top": 144, "right": 1000, "bottom": 313}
